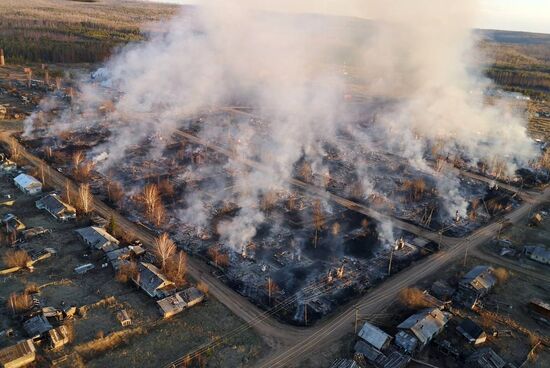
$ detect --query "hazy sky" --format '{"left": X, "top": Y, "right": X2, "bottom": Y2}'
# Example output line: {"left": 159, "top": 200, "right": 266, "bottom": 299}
{"left": 145, "top": 0, "right": 550, "bottom": 34}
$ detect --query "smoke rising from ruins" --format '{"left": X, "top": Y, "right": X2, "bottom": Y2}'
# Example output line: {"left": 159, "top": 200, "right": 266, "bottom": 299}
{"left": 25, "top": 0, "right": 537, "bottom": 250}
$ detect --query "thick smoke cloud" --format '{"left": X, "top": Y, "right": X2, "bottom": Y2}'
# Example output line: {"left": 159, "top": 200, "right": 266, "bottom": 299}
{"left": 25, "top": 0, "right": 537, "bottom": 249}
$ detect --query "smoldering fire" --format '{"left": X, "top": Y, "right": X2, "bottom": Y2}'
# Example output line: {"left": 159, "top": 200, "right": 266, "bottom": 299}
{"left": 19, "top": 0, "right": 544, "bottom": 321}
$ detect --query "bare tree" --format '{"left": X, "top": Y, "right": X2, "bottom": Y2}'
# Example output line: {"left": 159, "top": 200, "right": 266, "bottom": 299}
{"left": 154, "top": 233, "right": 176, "bottom": 270}
{"left": 3, "top": 250, "right": 31, "bottom": 268}
{"left": 265, "top": 277, "right": 280, "bottom": 305}
{"left": 72, "top": 151, "right": 85, "bottom": 169}
{"left": 207, "top": 246, "right": 229, "bottom": 268}
{"left": 300, "top": 162, "right": 313, "bottom": 183}
{"left": 115, "top": 261, "right": 138, "bottom": 283}
{"left": 107, "top": 180, "right": 124, "bottom": 206}
{"left": 77, "top": 183, "right": 93, "bottom": 215}
{"left": 312, "top": 200, "right": 325, "bottom": 247}
{"left": 152, "top": 202, "right": 166, "bottom": 227}
{"left": 158, "top": 179, "right": 175, "bottom": 200}
{"left": 143, "top": 183, "right": 160, "bottom": 217}
{"left": 64, "top": 179, "right": 72, "bottom": 205}
{"left": 165, "top": 250, "right": 187, "bottom": 287}
{"left": 8, "top": 139, "right": 19, "bottom": 161}
{"left": 260, "top": 190, "right": 278, "bottom": 212}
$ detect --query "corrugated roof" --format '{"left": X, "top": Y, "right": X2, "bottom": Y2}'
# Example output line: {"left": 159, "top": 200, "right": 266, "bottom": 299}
{"left": 136, "top": 262, "right": 174, "bottom": 297}
{"left": 466, "top": 348, "right": 505, "bottom": 368}
{"left": 0, "top": 340, "right": 35, "bottom": 365}
{"left": 461, "top": 265, "right": 497, "bottom": 292}
{"left": 36, "top": 194, "right": 75, "bottom": 216}
{"left": 329, "top": 358, "right": 360, "bottom": 368}
{"left": 14, "top": 174, "right": 41, "bottom": 189}
{"left": 397, "top": 308, "right": 451, "bottom": 345}
{"left": 76, "top": 226, "right": 119, "bottom": 250}
{"left": 358, "top": 321, "right": 391, "bottom": 350}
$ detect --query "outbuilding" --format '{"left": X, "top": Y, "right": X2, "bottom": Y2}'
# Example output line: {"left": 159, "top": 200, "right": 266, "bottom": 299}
{"left": 457, "top": 319, "right": 487, "bottom": 345}
{"left": 0, "top": 340, "right": 36, "bottom": 368}
{"left": 13, "top": 174, "right": 42, "bottom": 195}
{"left": 48, "top": 325, "right": 70, "bottom": 349}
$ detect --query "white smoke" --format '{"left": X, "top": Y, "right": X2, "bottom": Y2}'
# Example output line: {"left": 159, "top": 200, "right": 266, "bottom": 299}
{"left": 24, "top": 0, "right": 539, "bottom": 250}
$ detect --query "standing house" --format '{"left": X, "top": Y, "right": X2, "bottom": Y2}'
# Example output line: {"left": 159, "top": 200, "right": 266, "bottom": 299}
{"left": 459, "top": 265, "right": 497, "bottom": 302}
{"left": 457, "top": 318, "right": 487, "bottom": 345}
{"left": 523, "top": 245, "right": 550, "bottom": 265}
{"left": 13, "top": 174, "right": 42, "bottom": 195}
{"left": 357, "top": 321, "right": 392, "bottom": 351}
{"left": 396, "top": 308, "right": 451, "bottom": 351}
{"left": 35, "top": 194, "right": 76, "bottom": 221}
{"left": 23, "top": 315, "right": 52, "bottom": 339}
{"left": 0, "top": 340, "right": 36, "bottom": 368}
{"left": 75, "top": 226, "right": 119, "bottom": 252}
{"left": 133, "top": 262, "right": 176, "bottom": 298}
{"left": 157, "top": 287, "right": 205, "bottom": 318}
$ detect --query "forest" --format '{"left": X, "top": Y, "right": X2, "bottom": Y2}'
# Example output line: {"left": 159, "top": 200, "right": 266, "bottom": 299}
{"left": 0, "top": 0, "right": 549, "bottom": 99}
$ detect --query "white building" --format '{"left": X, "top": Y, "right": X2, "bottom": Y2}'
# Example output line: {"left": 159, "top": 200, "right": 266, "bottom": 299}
{"left": 14, "top": 174, "right": 42, "bottom": 195}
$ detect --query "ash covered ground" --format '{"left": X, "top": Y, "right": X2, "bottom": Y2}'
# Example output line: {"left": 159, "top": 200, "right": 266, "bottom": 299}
{"left": 15, "top": 1, "right": 550, "bottom": 324}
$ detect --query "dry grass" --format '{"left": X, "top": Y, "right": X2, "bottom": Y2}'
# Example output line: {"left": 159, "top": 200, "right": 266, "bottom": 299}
{"left": 3, "top": 249, "right": 31, "bottom": 268}
{"left": 493, "top": 267, "right": 510, "bottom": 284}
{"left": 398, "top": 287, "right": 433, "bottom": 309}
{"left": 75, "top": 326, "right": 146, "bottom": 360}
{"left": 7, "top": 292, "right": 33, "bottom": 314}
{"left": 24, "top": 283, "right": 39, "bottom": 294}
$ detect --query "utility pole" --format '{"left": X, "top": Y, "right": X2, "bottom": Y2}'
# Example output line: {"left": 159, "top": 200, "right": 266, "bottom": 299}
{"left": 388, "top": 246, "right": 394, "bottom": 276}
{"left": 268, "top": 277, "right": 272, "bottom": 305}
{"left": 463, "top": 242, "right": 470, "bottom": 267}
{"left": 354, "top": 307, "right": 359, "bottom": 334}
{"left": 304, "top": 304, "right": 308, "bottom": 326}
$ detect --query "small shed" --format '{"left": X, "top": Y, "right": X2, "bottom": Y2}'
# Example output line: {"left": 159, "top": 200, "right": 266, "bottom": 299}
{"left": 117, "top": 310, "right": 132, "bottom": 327}
{"left": 457, "top": 319, "right": 487, "bottom": 345}
{"left": 13, "top": 174, "right": 42, "bottom": 195}
{"left": 357, "top": 321, "right": 392, "bottom": 350}
{"left": 74, "top": 263, "right": 95, "bottom": 274}
{"left": 0, "top": 339, "right": 36, "bottom": 368}
{"left": 48, "top": 325, "right": 70, "bottom": 349}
